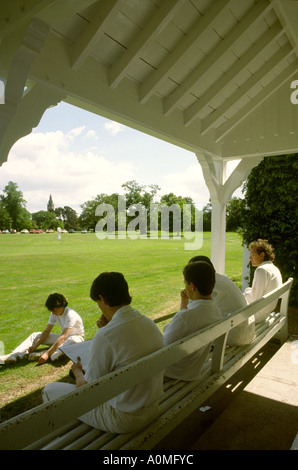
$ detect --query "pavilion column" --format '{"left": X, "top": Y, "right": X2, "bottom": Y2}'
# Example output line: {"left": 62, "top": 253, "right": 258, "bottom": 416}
{"left": 196, "top": 151, "right": 264, "bottom": 275}
{"left": 211, "top": 200, "right": 226, "bottom": 274}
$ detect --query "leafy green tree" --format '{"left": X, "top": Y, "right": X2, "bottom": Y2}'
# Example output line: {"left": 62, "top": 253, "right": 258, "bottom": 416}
{"left": 242, "top": 154, "right": 298, "bottom": 305}
{"left": 79, "top": 193, "right": 120, "bottom": 231}
{"left": 0, "top": 201, "right": 12, "bottom": 230}
{"left": 31, "top": 210, "right": 62, "bottom": 230}
{"left": 0, "top": 181, "right": 31, "bottom": 230}
{"left": 202, "top": 201, "right": 212, "bottom": 232}
{"left": 55, "top": 206, "right": 80, "bottom": 230}
{"left": 122, "top": 180, "right": 160, "bottom": 234}
{"left": 226, "top": 197, "right": 246, "bottom": 232}
{"left": 160, "top": 193, "right": 197, "bottom": 234}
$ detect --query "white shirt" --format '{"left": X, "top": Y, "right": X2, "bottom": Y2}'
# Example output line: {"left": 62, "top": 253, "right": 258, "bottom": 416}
{"left": 163, "top": 299, "right": 222, "bottom": 381}
{"left": 84, "top": 305, "right": 164, "bottom": 413}
{"left": 213, "top": 273, "right": 255, "bottom": 346}
{"left": 48, "top": 307, "right": 84, "bottom": 338}
{"left": 244, "top": 261, "right": 282, "bottom": 323}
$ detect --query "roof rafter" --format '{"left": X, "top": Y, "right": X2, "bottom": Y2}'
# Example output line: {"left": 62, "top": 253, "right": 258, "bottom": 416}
{"left": 71, "top": 0, "right": 126, "bottom": 71}
{"left": 0, "top": 0, "right": 54, "bottom": 37}
{"left": 109, "top": 0, "right": 185, "bottom": 89}
{"left": 215, "top": 61, "right": 298, "bottom": 142}
{"left": 184, "top": 22, "right": 285, "bottom": 126}
{"left": 201, "top": 43, "right": 294, "bottom": 135}
{"left": 139, "top": 0, "right": 233, "bottom": 104}
{"left": 163, "top": 0, "right": 272, "bottom": 116}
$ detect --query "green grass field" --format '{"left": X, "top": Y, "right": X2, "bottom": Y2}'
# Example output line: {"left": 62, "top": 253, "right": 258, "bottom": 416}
{"left": 0, "top": 231, "right": 243, "bottom": 420}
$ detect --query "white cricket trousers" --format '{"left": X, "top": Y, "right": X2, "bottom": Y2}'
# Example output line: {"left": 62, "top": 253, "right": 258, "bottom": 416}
{"left": 42, "top": 382, "right": 160, "bottom": 434}
{"left": 10, "top": 332, "right": 84, "bottom": 360}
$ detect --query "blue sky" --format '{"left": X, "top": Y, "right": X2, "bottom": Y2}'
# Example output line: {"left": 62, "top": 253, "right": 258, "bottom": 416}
{"left": 0, "top": 101, "right": 241, "bottom": 215}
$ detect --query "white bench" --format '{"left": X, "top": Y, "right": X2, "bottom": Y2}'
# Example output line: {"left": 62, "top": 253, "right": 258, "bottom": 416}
{"left": 0, "top": 278, "right": 293, "bottom": 450}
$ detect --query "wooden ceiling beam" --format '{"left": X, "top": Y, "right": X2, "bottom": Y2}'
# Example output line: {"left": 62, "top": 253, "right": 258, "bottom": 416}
{"left": 163, "top": 0, "right": 272, "bottom": 116}
{"left": 139, "top": 0, "right": 233, "bottom": 104}
{"left": 184, "top": 22, "right": 284, "bottom": 126}
{"left": 214, "top": 61, "right": 298, "bottom": 142}
{"left": 109, "top": 0, "right": 185, "bottom": 89}
{"left": 201, "top": 43, "right": 294, "bottom": 135}
{"left": 71, "top": 0, "right": 125, "bottom": 71}
{"left": 0, "top": 0, "right": 54, "bottom": 36}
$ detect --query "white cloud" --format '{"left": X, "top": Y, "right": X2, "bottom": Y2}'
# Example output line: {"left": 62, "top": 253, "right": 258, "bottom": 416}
{"left": 0, "top": 128, "right": 136, "bottom": 214}
{"left": 0, "top": 119, "right": 219, "bottom": 216}
{"left": 85, "top": 130, "right": 98, "bottom": 139}
{"left": 161, "top": 164, "right": 210, "bottom": 208}
{"left": 104, "top": 121, "right": 125, "bottom": 136}
{"left": 67, "top": 125, "right": 86, "bottom": 138}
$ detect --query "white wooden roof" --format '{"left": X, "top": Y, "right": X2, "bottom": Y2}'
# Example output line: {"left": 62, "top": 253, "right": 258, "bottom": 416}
{"left": 1, "top": 0, "right": 298, "bottom": 168}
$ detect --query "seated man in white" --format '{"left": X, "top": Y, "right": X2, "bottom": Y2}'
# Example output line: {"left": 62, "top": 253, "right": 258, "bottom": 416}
{"left": 43, "top": 272, "right": 164, "bottom": 434}
{"left": 163, "top": 261, "right": 222, "bottom": 381}
{"left": 0, "top": 293, "right": 84, "bottom": 364}
{"left": 244, "top": 239, "right": 282, "bottom": 323}
{"left": 189, "top": 256, "right": 255, "bottom": 346}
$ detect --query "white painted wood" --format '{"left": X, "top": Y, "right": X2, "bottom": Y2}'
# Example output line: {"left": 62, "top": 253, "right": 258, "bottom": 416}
{"left": 139, "top": 0, "right": 232, "bottom": 104}
{"left": 163, "top": 0, "right": 272, "bottom": 115}
{"left": 215, "top": 61, "right": 298, "bottom": 142}
{"left": 184, "top": 23, "right": 285, "bottom": 125}
{"left": 71, "top": 0, "right": 126, "bottom": 71}
{"left": 203, "top": 44, "right": 295, "bottom": 135}
{"left": 196, "top": 153, "right": 263, "bottom": 274}
{"left": 211, "top": 201, "right": 226, "bottom": 274}
{"left": 109, "top": 0, "right": 184, "bottom": 88}
{"left": 1, "top": 0, "right": 298, "bottom": 162}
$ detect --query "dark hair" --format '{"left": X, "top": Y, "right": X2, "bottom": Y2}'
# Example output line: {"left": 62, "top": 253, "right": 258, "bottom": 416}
{"left": 188, "top": 255, "right": 215, "bottom": 270}
{"left": 45, "top": 293, "right": 68, "bottom": 311}
{"left": 183, "top": 261, "right": 215, "bottom": 296}
{"left": 90, "top": 272, "right": 132, "bottom": 307}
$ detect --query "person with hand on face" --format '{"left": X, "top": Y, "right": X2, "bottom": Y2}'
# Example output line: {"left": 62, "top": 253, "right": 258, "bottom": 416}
{"left": 43, "top": 272, "right": 164, "bottom": 434}
{"left": 189, "top": 256, "right": 255, "bottom": 346}
{"left": 243, "top": 239, "right": 282, "bottom": 323}
{"left": 163, "top": 261, "right": 222, "bottom": 381}
{"left": 0, "top": 293, "right": 84, "bottom": 365}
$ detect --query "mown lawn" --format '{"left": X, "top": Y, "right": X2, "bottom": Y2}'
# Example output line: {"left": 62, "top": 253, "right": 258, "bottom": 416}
{"left": 0, "top": 231, "right": 243, "bottom": 420}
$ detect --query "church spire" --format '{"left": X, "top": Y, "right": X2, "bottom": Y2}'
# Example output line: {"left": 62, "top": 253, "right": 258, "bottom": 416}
{"left": 47, "top": 194, "right": 55, "bottom": 212}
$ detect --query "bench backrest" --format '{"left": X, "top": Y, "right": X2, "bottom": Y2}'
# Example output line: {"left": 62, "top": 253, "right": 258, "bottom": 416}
{"left": 0, "top": 278, "right": 292, "bottom": 449}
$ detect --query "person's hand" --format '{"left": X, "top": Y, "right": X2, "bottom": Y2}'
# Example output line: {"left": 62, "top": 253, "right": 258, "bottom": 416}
{"left": 72, "top": 357, "right": 87, "bottom": 387}
{"left": 38, "top": 351, "right": 49, "bottom": 364}
{"left": 96, "top": 314, "right": 109, "bottom": 328}
{"left": 180, "top": 289, "right": 188, "bottom": 309}
{"left": 71, "top": 356, "right": 83, "bottom": 375}
{"left": 28, "top": 345, "right": 36, "bottom": 354}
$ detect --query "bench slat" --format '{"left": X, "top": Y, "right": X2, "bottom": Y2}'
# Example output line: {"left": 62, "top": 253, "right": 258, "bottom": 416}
{"left": 41, "top": 423, "right": 92, "bottom": 450}
{"left": 64, "top": 427, "right": 105, "bottom": 450}
{"left": 24, "top": 420, "right": 80, "bottom": 450}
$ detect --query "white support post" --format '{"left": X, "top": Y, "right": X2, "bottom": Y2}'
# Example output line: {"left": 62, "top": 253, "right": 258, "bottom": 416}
{"left": 211, "top": 201, "right": 226, "bottom": 274}
{"left": 196, "top": 151, "right": 264, "bottom": 276}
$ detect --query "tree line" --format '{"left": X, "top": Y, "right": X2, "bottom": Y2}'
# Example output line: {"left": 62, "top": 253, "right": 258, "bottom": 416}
{"left": 0, "top": 179, "right": 245, "bottom": 233}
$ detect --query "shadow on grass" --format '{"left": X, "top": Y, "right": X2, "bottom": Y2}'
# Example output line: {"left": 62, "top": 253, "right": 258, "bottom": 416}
{"left": 0, "top": 353, "right": 75, "bottom": 423}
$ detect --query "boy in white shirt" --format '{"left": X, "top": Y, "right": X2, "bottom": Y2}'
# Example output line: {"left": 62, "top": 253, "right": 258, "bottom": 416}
{"left": 43, "top": 272, "right": 164, "bottom": 434}
{"left": 163, "top": 261, "right": 222, "bottom": 381}
{"left": 1, "top": 293, "right": 84, "bottom": 364}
